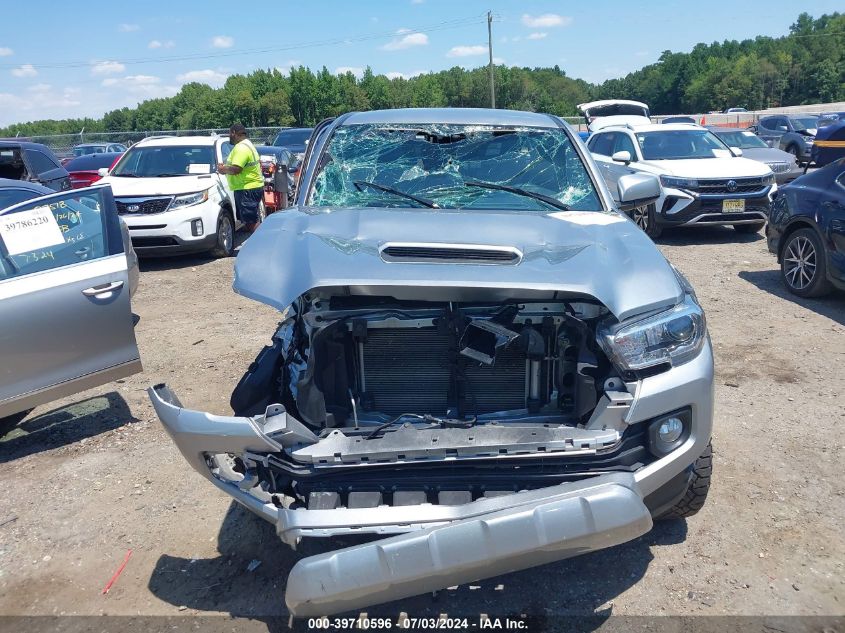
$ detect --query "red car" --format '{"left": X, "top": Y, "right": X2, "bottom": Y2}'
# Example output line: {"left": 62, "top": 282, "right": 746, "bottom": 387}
{"left": 64, "top": 152, "right": 123, "bottom": 189}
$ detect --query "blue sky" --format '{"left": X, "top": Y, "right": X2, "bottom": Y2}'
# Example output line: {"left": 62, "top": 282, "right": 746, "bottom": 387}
{"left": 0, "top": 0, "right": 840, "bottom": 127}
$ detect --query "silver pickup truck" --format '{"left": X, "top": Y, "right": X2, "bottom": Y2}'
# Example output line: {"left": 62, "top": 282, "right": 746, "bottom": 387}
{"left": 149, "top": 107, "right": 714, "bottom": 617}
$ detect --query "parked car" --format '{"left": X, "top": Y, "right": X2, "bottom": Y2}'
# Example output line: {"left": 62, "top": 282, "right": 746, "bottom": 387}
{"left": 0, "top": 183, "right": 141, "bottom": 436}
{"left": 577, "top": 100, "right": 650, "bottom": 135}
{"left": 723, "top": 107, "right": 747, "bottom": 113}
{"left": 97, "top": 135, "right": 262, "bottom": 257}
{"left": 73, "top": 142, "right": 128, "bottom": 157}
{"left": 818, "top": 112, "right": 845, "bottom": 127}
{"left": 766, "top": 158, "right": 845, "bottom": 297}
{"left": 254, "top": 145, "right": 295, "bottom": 211}
{"left": 150, "top": 107, "right": 714, "bottom": 617}
{"left": 64, "top": 152, "right": 123, "bottom": 189}
{"left": 588, "top": 122, "right": 776, "bottom": 237}
{"left": 662, "top": 116, "right": 697, "bottom": 125}
{"left": 751, "top": 114, "right": 819, "bottom": 163}
{"left": 271, "top": 127, "right": 313, "bottom": 160}
{"left": 707, "top": 127, "right": 800, "bottom": 184}
{"left": 0, "top": 141, "right": 71, "bottom": 191}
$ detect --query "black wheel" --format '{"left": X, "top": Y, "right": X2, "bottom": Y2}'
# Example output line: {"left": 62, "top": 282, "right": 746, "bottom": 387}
{"left": 786, "top": 144, "right": 802, "bottom": 163}
{"left": 733, "top": 222, "right": 765, "bottom": 234}
{"left": 0, "top": 410, "right": 30, "bottom": 437}
{"left": 209, "top": 210, "right": 235, "bottom": 258}
{"left": 780, "top": 228, "right": 832, "bottom": 297}
{"left": 628, "top": 203, "right": 662, "bottom": 239}
{"left": 658, "top": 442, "right": 712, "bottom": 520}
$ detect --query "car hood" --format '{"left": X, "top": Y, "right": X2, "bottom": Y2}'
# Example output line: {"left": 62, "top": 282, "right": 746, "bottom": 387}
{"left": 739, "top": 147, "right": 797, "bottom": 163}
{"left": 97, "top": 174, "right": 219, "bottom": 196}
{"left": 233, "top": 207, "right": 684, "bottom": 322}
{"left": 644, "top": 157, "right": 772, "bottom": 178}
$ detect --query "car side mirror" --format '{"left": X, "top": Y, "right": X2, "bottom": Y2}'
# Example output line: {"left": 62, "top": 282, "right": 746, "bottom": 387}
{"left": 97, "top": 167, "right": 109, "bottom": 177}
{"left": 747, "top": 125, "right": 758, "bottom": 133}
{"left": 611, "top": 150, "right": 632, "bottom": 164}
{"left": 729, "top": 147, "right": 743, "bottom": 157}
{"left": 617, "top": 173, "right": 660, "bottom": 211}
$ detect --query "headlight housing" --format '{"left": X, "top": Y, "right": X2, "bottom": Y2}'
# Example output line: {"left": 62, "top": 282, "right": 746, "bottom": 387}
{"left": 597, "top": 294, "right": 706, "bottom": 372}
{"left": 171, "top": 190, "right": 209, "bottom": 209}
{"left": 761, "top": 173, "right": 776, "bottom": 186}
{"left": 660, "top": 175, "right": 698, "bottom": 189}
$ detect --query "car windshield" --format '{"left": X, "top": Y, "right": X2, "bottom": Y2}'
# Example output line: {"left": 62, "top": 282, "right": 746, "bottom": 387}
{"left": 111, "top": 145, "right": 214, "bottom": 177}
{"left": 273, "top": 129, "right": 312, "bottom": 147}
{"left": 791, "top": 117, "right": 818, "bottom": 132}
{"left": 74, "top": 146, "right": 104, "bottom": 156}
{"left": 307, "top": 123, "right": 602, "bottom": 212}
{"left": 636, "top": 130, "right": 730, "bottom": 160}
{"left": 715, "top": 130, "right": 768, "bottom": 149}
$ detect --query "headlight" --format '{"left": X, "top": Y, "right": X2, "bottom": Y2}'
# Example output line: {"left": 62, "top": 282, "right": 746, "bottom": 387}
{"left": 761, "top": 173, "right": 775, "bottom": 186}
{"left": 660, "top": 175, "right": 698, "bottom": 189}
{"left": 171, "top": 190, "right": 209, "bottom": 209}
{"left": 804, "top": 137, "right": 814, "bottom": 144}
{"left": 597, "top": 294, "right": 706, "bottom": 371}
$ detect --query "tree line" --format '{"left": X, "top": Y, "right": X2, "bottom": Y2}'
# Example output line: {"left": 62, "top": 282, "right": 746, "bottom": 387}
{"left": 2, "top": 11, "right": 841, "bottom": 137}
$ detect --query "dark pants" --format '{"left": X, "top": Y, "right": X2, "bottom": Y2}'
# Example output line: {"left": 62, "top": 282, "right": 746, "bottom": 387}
{"left": 234, "top": 187, "right": 264, "bottom": 224}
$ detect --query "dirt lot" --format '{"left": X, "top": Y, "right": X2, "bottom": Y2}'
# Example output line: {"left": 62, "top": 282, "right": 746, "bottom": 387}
{"left": 0, "top": 225, "right": 843, "bottom": 624}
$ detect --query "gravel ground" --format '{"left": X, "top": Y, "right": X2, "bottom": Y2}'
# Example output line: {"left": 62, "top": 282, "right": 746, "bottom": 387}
{"left": 0, "top": 225, "right": 843, "bottom": 623}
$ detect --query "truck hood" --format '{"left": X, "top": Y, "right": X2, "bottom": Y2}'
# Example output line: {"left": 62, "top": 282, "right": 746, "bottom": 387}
{"left": 97, "top": 174, "right": 219, "bottom": 196}
{"left": 233, "top": 207, "right": 683, "bottom": 322}
{"left": 644, "top": 156, "right": 772, "bottom": 178}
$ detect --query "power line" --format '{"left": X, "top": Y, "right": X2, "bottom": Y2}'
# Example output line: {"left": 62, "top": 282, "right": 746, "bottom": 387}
{"left": 0, "top": 14, "right": 488, "bottom": 71}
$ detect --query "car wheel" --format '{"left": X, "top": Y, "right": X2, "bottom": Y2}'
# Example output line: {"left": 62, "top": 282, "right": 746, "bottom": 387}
{"left": 780, "top": 228, "right": 832, "bottom": 297}
{"left": 209, "top": 210, "right": 235, "bottom": 258}
{"left": 733, "top": 222, "right": 765, "bottom": 234}
{"left": 786, "top": 144, "right": 802, "bottom": 163}
{"left": 628, "top": 203, "right": 662, "bottom": 239}
{"left": 657, "top": 442, "right": 712, "bottom": 520}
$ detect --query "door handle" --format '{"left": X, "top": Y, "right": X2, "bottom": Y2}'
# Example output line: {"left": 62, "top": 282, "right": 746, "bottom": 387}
{"left": 82, "top": 280, "right": 124, "bottom": 297}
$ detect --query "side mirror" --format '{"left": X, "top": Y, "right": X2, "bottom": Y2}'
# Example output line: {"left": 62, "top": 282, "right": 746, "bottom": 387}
{"left": 611, "top": 150, "right": 632, "bottom": 164}
{"left": 747, "top": 125, "right": 758, "bottom": 133}
{"left": 617, "top": 173, "right": 661, "bottom": 211}
{"left": 729, "top": 147, "right": 743, "bottom": 157}
{"left": 97, "top": 167, "right": 109, "bottom": 177}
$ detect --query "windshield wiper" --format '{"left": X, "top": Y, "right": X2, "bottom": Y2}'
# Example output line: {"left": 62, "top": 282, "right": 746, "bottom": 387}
{"left": 354, "top": 180, "right": 439, "bottom": 208}
{"left": 152, "top": 173, "right": 189, "bottom": 177}
{"left": 464, "top": 180, "right": 570, "bottom": 211}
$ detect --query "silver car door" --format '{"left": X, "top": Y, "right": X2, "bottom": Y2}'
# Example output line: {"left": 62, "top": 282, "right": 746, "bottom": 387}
{"left": 586, "top": 132, "right": 616, "bottom": 191}
{"left": 0, "top": 185, "right": 141, "bottom": 418}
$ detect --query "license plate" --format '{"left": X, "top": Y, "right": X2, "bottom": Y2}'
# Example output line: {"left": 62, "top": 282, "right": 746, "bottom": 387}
{"left": 722, "top": 199, "right": 745, "bottom": 213}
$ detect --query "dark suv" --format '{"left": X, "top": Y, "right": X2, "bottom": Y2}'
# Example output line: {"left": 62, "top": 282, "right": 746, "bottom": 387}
{"left": 751, "top": 115, "right": 819, "bottom": 164}
{"left": 0, "top": 141, "right": 71, "bottom": 191}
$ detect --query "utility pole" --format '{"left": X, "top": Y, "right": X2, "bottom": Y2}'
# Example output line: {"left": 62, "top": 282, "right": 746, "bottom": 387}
{"left": 487, "top": 11, "right": 496, "bottom": 109}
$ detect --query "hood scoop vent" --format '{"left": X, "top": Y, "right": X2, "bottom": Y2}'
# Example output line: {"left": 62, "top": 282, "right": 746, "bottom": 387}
{"left": 379, "top": 243, "right": 522, "bottom": 265}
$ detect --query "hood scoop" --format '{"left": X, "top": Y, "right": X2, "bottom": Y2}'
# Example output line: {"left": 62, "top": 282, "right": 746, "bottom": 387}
{"left": 379, "top": 242, "right": 522, "bottom": 265}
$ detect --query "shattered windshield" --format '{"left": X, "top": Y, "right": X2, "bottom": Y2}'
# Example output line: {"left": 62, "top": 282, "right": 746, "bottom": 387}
{"left": 307, "top": 123, "right": 602, "bottom": 212}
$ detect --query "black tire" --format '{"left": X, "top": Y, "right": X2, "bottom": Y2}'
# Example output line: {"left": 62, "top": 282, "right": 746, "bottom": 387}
{"left": 786, "top": 144, "right": 802, "bottom": 163}
{"left": 780, "top": 227, "right": 832, "bottom": 298}
{"left": 658, "top": 442, "right": 712, "bottom": 520}
{"left": 628, "top": 203, "right": 662, "bottom": 239}
{"left": 209, "top": 210, "right": 235, "bottom": 258}
{"left": 733, "top": 222, "right": 765, "bottom": 234}
{"left": 0, "top": 410, "right": 30, "bottom": 437}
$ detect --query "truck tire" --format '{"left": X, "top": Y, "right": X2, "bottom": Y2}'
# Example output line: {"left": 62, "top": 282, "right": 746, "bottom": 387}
{"left": 209, "top": 210, "right": 235, "bottom": 258}
{"left": 657, "top": 442, "right": 712, "bottom": 520}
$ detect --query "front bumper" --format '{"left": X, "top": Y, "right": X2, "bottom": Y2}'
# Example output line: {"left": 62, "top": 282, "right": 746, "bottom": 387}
{"left": 658, "top": 187, "right": 772, "bottom": 227}
{"left": 148, "top": 341, "right": 713, "bottom": 615}
{"left": 121, "top": 198, "right": 223, "bottom": 256}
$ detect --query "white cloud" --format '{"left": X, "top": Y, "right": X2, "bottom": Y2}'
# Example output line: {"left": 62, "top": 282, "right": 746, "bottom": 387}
{"left": 0, "top": 47, "right": 13, "bottom": 57}
{"left": 118, "top": 23, "right": 140, "bottom": 32}
{"left": 492, "top": 57, "right": 505, "bottom": 65}
{"left": 527, "top": 32, "right": 548, "bottom": 40}
{"left": 148, "top": 39, "right": 175, "bottom": 49}
{"left": 521, "top": 13, "right": 572, "bottom": 28}
{"left": 11, "top": 64, "right": 37, "bottom": 78}
{"left": 275, "top": 60, "right": 302, "bottom": 75}
{"left": 212, "top": 35, "right": 234, "bottom": 49}
{"left": 91, "top": 60, "right": 126, "bottom": 75}
{"left": 382, "top": 30, "right": 428, "bottom": 51}
{"left": 176, "top": 69, "right": 229, "bottom": 85}
{"left": 446, "top": 45, "right": 487, "bottom": 58}
{"left": 335, "top": 66, "right": 364, "bottom": 78}
{"left": 101, "top": 74, "right": 180, "bottom": 98}
{"left": 102, "top": 74, "right": 160, "bottom": 87}
{"left": 27, "top": 83, "right": 51, "bottom": 92}
{"left": 385, "top": 70, "right": 426, "bottom": 80}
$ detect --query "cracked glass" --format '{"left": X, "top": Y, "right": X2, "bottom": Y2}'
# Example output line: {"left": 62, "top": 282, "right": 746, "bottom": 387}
{"left": 308, "top": 124, "right": 602, "bottom": 212}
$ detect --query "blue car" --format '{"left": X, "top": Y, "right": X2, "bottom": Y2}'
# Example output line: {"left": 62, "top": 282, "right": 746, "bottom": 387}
{"left": 767, "top": 157, "right": 845, "bottom": 297}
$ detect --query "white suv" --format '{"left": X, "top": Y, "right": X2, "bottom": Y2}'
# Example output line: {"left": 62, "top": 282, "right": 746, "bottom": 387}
{"left": 586, "top": 122, "right": 776, "bottom": 238}
{"left": 98, "top": 136, "right": 262, "bottom": 257}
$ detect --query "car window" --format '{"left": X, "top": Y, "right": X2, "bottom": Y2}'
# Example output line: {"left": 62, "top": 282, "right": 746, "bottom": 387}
{"left": 0, "top": 188, "right": 40, "bottom": 210}
{"left": 588, "top": 133, "right": 616, "bottom": 156}
{"left": 636, "top": 130, "right": 731, "bottom": 160}
{"left": 220, "top": 142, "right": 232, "bottom": 162}
{"left": 26, "top": 150, "right": 60, "bottom": 175}
{"left": 613, "top": 134, "right": 637, "bottom": 159}
{"left": 111, "top": 145, "right": 215, "bottom": 177}
{"left": 0, "top": 188, "right": 111, "bottom": 281}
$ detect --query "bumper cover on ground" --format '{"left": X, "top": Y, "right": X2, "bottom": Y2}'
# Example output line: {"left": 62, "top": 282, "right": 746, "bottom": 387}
{"left": 284, "top": 472, "right": 652, "bottom": 617}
